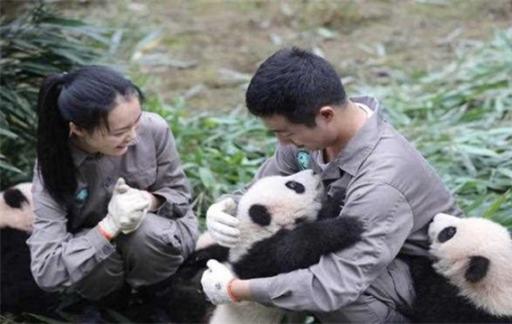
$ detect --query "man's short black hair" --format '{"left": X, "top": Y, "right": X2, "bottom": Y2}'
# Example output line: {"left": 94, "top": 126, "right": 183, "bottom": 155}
{"left": 246, "top": 47, "right": 347, "bottom": 126}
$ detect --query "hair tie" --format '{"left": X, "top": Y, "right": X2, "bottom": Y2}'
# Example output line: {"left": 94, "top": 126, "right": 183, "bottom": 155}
{"left": 57, "top": 71, "right": 68, "bottom": 84}
{"left": 55, "top": 72, "right": 71, "bottom": 120}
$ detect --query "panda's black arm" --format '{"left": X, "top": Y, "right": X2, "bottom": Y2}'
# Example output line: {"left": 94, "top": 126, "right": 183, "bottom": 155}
{"left": 317, "top": 188, "right": 346, "bottom": 220}
{"left": 176, "top": 244, "right": 229, "bottom": 280}
{"left": 233, "top": 216, "right": 364, "bottom": 279}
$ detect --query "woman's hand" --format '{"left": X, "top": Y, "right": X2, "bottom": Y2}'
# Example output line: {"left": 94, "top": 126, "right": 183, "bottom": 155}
{"left": 99, "top": 178, "right": 150, "bottom": 239}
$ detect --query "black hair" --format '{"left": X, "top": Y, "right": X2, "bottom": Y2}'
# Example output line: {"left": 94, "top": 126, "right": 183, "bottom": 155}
{"left": 36, "top": 65, "right": 143, "bottom": 205}
{"left": 245, "top": 47, "right": 347, "bottom": 126}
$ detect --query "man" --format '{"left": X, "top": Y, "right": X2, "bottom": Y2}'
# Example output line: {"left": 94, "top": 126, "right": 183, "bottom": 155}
{"left": 201, "top": 47, "right": 462, "bottom": 323}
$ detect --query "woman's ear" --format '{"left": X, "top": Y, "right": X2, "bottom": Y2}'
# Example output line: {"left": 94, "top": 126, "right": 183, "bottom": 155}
{"left": 68, "top": 121, "right": 85, "bottom": 138}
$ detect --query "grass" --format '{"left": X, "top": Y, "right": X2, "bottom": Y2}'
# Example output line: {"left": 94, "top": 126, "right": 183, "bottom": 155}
{"left": 144, "top": 96, "right": 275, "bottom": 226}
{"left": 361, "top": 28, "right": 512, "bottom": 223}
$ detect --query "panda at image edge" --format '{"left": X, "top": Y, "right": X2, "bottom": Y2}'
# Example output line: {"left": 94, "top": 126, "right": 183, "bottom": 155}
{"left": 404, "top": 213, "right": 512, "bottom": 323}
{"left": 0, "top": 184, "right": 59, "bottom": 315}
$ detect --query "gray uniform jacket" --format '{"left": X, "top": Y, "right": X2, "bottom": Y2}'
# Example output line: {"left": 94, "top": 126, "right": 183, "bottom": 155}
{"left": 246, "top": 97, "right": 462, "bottom": 313}
{"left": 28, "top": 112, "right": 198, "bottom": 291}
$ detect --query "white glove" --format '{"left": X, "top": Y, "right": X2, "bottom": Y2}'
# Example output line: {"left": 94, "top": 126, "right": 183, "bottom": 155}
{"left": 99, "top": 178, "right": 150, "bottom": 239}
{"left": 201, "top": 259, "right": 237, "bottom": 304}
{"left": 206, "top": 198, "right": 240, "bottom": 248}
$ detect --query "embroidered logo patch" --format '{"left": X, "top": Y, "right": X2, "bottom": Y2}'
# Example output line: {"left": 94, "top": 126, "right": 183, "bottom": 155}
{"left": 296, "top": 150, "right": 311, "bottom": 170}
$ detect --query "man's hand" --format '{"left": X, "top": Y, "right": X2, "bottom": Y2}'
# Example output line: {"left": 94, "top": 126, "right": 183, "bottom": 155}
{"left": 201, "top": 259, "right": 237, "bottom": 304}
{"left": 206, "top": 198, "right": 240, "bottom": 248}
{"left": 99, "top": 178, "right": 150, "bottom": 239}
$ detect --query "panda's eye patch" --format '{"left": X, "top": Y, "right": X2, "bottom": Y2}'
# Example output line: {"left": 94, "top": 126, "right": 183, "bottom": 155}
{"left": 249, "top": 204, "right": 271, "bottom": 226}
{"left": 438, "top": 226, "right": 457, "bottom": 243}
{"left": 285, "top": 181, "right": 305, "bottom": 194}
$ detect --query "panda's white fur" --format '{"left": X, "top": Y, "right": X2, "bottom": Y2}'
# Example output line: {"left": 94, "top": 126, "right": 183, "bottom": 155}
{"left": 210, "top": 169, "right": 324, "bottom": 324}
{"left": 0, "top": 183, "right": 34, "bottom": 232}
{"left": 428, "top": 213, "right": 512, "bottom": 317}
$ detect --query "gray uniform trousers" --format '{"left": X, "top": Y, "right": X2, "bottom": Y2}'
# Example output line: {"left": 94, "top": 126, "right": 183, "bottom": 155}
{"left": 313, "top": 258, "right": 413, "bottom": 323}
{"left": 314, "top": 295, "right": 410, "bottom": 323}
{"left": 73, "top": 213, "right": 185, "bottom": 300}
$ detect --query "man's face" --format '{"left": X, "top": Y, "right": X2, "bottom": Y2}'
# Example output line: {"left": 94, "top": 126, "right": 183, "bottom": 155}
{"left": 262, "top": 114, "right": 330, "bottom": 150}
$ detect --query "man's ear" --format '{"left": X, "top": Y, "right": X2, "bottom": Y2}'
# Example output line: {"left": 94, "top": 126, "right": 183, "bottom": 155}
{"left": 69, "top": 121, "right": 85, "bottom": 138}
{"left": 317, "top": 106, "right": 335, "bottom": 123}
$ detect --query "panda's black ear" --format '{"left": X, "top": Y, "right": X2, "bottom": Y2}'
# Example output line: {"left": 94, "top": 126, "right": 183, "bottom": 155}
{"left": 249, "top": 204, "right": 271, "bottom": 226}
{"left": 285, "top": 181, "right": 305, "bottom": 194}
{"left": 465, "top": 256, "right": 490, "bottom": 283}
{"left": 438, "top": 226, "right": 456, "bottom": 243}
{"left": 3, "top": 188, "right": 28, "bottom": 209}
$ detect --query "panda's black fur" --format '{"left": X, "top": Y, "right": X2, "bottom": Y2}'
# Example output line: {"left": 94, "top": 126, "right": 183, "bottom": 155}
{"left": 3, "top": 187, "right": 29, "bottom": 208}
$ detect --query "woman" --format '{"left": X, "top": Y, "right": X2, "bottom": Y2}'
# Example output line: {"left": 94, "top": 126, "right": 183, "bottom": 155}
{"left": 27, "top": 66, "right": 198, "bottom": 317}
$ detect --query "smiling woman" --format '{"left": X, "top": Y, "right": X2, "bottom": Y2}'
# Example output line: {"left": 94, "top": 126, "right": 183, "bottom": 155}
{"left": 69, "top": 95, "right": 143, "bottom": 157}
{"left": 28, "top": 65, "right": 199, "bottom": 321}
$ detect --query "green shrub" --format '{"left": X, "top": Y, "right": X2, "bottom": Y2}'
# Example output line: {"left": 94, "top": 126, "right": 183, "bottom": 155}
{"left": 144, "top": 96, "right": 275, "bottom": 224}
{"left": 0, "top": 3, "right": 112, "bottom": 187}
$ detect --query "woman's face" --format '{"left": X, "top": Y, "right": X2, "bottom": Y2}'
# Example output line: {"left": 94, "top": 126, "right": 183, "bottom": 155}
{"left": 73, "top": 95, "right": 142, "bottom": 156}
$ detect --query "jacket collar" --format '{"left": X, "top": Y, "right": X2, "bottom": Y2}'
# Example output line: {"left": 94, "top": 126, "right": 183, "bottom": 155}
{"left": 312, "top": 96, "right": 385, "bottom": 178}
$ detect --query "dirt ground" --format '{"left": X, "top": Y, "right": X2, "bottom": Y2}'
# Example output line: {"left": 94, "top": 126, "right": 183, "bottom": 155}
{"left": 61, "top": 0, "right": 512, "bottom": 112}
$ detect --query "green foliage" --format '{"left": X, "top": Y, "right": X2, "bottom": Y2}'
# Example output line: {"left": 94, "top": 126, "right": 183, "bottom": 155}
{"left": 0, "top": 3, "right": 112, "bottom": 187}
{"left": 362, "top": 28, "right": 512, "bottom": 223}
{"left": 144, "top": 96, "right": 275, "bottom": 222}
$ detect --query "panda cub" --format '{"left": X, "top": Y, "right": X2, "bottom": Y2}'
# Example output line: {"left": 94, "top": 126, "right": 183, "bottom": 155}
{"left": 407, "top": 213, "right": 512, "bottom": 323}
{"left": 196, "top": 169, "right": 364, "bottom": 324}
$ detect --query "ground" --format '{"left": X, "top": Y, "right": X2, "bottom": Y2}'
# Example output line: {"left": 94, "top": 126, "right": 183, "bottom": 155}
{"left": 57, "top": 0, "right": 512, "bottom": 113}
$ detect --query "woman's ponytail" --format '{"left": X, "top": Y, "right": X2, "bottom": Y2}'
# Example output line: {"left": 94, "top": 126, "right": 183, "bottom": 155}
{"left": 36, "top": 74, "right": 76, "bottom": 205}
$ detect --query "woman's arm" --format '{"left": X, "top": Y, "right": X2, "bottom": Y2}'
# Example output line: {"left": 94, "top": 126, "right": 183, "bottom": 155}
{"left": 28, "top": 170, "right": 116, "bottom": 291}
